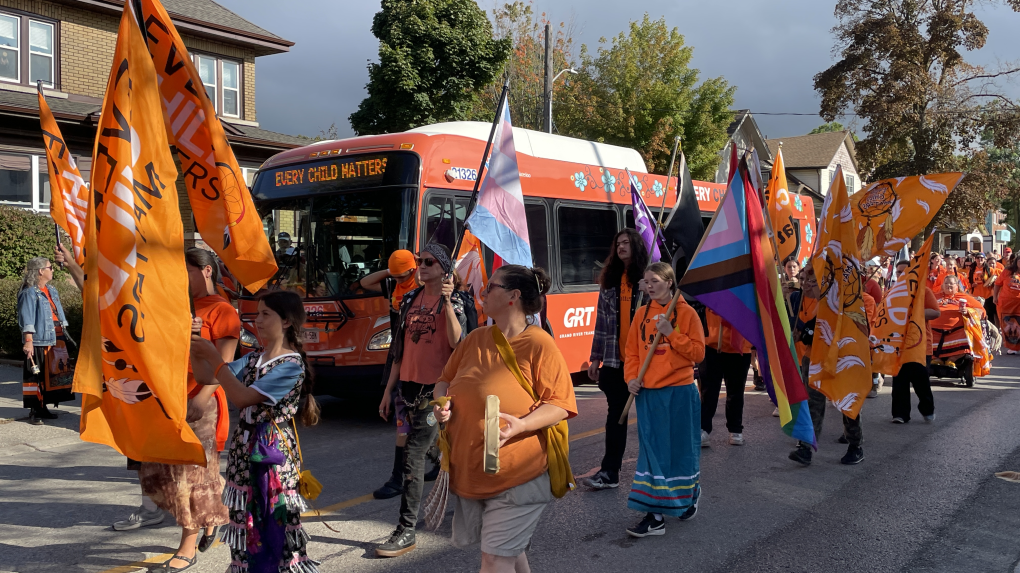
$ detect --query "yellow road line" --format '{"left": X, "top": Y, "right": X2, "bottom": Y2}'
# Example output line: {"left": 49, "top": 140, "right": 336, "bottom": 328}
{"left": 97, "top": 541, "right": 221, "bottom": 573}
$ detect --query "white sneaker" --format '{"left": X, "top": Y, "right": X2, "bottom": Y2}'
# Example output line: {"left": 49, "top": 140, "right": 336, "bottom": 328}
{"left": 772, "top": 407, "right": 780, "bottom": 417}
{"left": 729, "top": 433, "right": 744, "bottom": 446}
{"left": 1008, "top": 349, "right": 1018, "bottom": 355}
{"left": 113, "top": 507, "right": 165, "bottom": 531}
{"left": 701, "top": 429, "right": 710, "bottom": 447}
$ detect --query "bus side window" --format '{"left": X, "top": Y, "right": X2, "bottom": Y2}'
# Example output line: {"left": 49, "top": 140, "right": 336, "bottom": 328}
{"left": 526, "top": 202, "right": 549, "bottom": 272}
{"left": 423, "top": 193, "right": 470, "bottom": 254}
{"left": 557, "top": 205, "right": 618, "bottom": 287}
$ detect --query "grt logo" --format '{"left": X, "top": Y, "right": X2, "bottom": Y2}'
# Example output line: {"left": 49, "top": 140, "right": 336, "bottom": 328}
{"left": 563, "top": 307, "right": 596, "bottom": 328}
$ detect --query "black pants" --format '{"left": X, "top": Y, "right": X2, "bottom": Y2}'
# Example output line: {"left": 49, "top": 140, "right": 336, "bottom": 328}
{"left": 598, "top": 366, "right": 629, "bottom": 474}
{"left": 800, "top": 358, "right": 862, "bottom": 447}
{"left": 397, "top": 381, "right": 438, "bottom": 529}
{"left": 984, "top": 298, "right": 998, "bottom": 326}
{"left": 699, "top": 348, "right": 751, "bottom": 434}
{"left": 891, "top": 359, "right": 935, "bottom": 422}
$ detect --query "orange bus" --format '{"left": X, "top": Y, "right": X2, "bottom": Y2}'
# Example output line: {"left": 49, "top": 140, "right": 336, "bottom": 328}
{"left": 241, "top": 122, "right": 814, "bottom": 397}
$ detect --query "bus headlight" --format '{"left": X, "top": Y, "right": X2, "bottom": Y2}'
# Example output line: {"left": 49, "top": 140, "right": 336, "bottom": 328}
{"left": 240, "top": 329, "right": 259, "bottom": 349}
{"left": 367, "top": 329, "right": 392, "bottom": 351}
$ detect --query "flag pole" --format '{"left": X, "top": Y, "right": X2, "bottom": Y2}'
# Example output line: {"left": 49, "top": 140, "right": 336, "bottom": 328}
{"left": 618, "top": 287, "right": 683, "bottom": 424}
{"left": 655, "top": 136, "right": 681, "bottom": 232}
{"left": 449, "top": 80, "right": 509, "bottom": 277}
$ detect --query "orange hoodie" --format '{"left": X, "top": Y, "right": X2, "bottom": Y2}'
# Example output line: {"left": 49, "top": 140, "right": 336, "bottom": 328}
{"left": 705, "top": 308, "right": 751, "bottom": 354}
{"left": 625, "top": 298, "right": 706, "bottom": 389}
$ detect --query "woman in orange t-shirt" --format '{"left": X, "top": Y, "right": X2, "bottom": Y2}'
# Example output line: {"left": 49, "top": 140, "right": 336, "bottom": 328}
{"left": 138, "top": 248, "right": 237, "bottom": 570}
{"left": 994, "top": 256, "right": 1020, "bottom": 354}
{"left": 434, "top": 265, "right": 576, "bottom": 569}
{"left": 623, "top": 262, "right": 706, "bottom": 538}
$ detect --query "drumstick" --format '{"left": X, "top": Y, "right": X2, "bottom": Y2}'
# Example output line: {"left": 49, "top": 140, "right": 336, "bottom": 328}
{"left": 619, "top": 288, "right": 684, "bottom": 424}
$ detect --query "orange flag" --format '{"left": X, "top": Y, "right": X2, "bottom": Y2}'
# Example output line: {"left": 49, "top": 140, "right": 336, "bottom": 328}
{"left": 809, "top": 166, "right": 873, "bottom": 419}
{"left": 74, "top": 3, "right": 204, "bottom": 465}
{"left": 851, "top": 173, "right": 964, "bottom": 259}
{"left": 764, "top": 148, "right": 800, "bottom": 264}
{"left": 39, "top": 86, "right": 89, "bottom": 264}
{"left": 871, "top": 233, "right": 934, "bottom": 376}
{"left": 138, "top": 0, "right": 277, "bottom": 292}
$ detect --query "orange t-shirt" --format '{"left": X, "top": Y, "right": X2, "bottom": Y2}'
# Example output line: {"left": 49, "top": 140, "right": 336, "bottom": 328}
{"left": 705, "top": 308, "right": 751, "bottom": 354}
{"left": 41, "top": 288, "right": 59, "bottom": 322}
{"left": 391, "top": 276, "right": 417, "bottom": 311}
{"left": 795, "top": 296, "right": 819, "bottom": 364}
{"left": 864, "top": 278, "right": 883, "bottom": 307}
{"left": 972, "top": 269, "right": 996, "bottom": 299}
{"left": 927, "top": 267, "right": 946, "bottom": 291}
{"left": 995, "top": 270, "right": 1020, "bottom": 295}
{"left": 190, "top": 295, "right": 240, "bottom": 451}
{"left": 399, "top": 291, "right": 452, "bottom": 384}
{"left": 618, "top": 278, "right": 633, "bottom": 359}
{"left": 439, "top": 326, "right": 577, "bottom": 499}
{"left": 624, "top": 299, "right": 705, "bottom": 389}
{"left": 862, "top": 292, "right": 877, "bottom": 329}
{"left": 924, "top": 287, "right": 938, "bottom": 357}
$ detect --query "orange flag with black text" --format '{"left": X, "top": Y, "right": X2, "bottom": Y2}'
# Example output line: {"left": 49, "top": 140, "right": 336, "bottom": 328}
{"left": 74, "top": 3, "right": 204, "bottom": 465}
{"left": 871, "top": 233, "right": 934, "bottom": 376}
{"left": 138, "top": 0, "right": 277, "bottom": 292}
{"left": 851, "top": 173, "right": 964, "bottom": 259}
{"left": 763, "top": 148, "right": 800, "bottom": 264}
{"left": 809, "top": 166, "right": 873, "bottom": 419}
{"left": 39, "top": 87, "right": 89, "bottom": 264}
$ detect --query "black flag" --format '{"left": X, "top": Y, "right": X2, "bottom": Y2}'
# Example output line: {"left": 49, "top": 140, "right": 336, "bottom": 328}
{"left": 662, "top": 152, "right": 704, "bottom": 278}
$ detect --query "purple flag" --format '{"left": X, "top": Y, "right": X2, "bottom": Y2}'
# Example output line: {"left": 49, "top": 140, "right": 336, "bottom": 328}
{"left": 627, "top": 169, "right": 661, "bottom": 262}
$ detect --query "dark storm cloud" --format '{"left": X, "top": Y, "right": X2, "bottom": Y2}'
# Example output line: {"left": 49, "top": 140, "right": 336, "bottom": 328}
{"left": 217, "top": 0, "right": 1020, "bottom": 141}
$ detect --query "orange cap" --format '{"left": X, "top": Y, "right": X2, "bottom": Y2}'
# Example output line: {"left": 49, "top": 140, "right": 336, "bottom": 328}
{"left": 388, "top": 249, "right": 417, "bottom": 276}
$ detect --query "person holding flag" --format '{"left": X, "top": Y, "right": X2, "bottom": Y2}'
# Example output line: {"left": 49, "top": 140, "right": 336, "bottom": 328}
{"left": 17, "top": 257, "right": 72, "bottom": 425}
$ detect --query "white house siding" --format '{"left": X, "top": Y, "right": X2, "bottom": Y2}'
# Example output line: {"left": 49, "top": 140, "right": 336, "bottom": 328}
{"left": 827, "top": 142, "right": 860, "bottom": 195}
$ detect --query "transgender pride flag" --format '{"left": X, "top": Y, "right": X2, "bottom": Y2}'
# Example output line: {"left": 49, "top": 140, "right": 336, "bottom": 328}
{"left": 465, "top": 96, "right": 532, "bottom": 267}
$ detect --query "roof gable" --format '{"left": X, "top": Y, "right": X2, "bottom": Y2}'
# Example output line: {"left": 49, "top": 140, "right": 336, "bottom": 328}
{"left": 766, "top": 131, "right": 856, "bottom": 171}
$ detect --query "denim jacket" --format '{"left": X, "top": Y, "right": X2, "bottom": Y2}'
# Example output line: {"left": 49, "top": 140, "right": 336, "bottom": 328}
{"left": 17, "top": 284, "right": 68, "bottom": 347}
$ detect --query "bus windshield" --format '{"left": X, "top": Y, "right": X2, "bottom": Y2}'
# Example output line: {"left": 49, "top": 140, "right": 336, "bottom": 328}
{"left": 258, "top": 188, "right": 416, "bottom": 297}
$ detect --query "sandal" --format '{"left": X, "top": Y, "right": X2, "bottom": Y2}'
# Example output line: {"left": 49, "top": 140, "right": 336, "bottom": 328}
{"left": 151, "top": 554, "right": 197, "bottom": 572}
{"left": 197, "top": 525, "right": 219, "bottom": 552}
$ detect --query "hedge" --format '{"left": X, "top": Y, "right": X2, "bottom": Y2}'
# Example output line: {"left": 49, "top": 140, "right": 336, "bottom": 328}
{"left": 0, "top": 277, "right": 83, "bottom": 359}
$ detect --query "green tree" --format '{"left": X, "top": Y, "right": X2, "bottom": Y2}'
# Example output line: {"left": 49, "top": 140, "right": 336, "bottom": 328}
{"left": 350, "top": 0, "right": 512, "bottom": 134}
{"left": 809, "top": 122, "right": 846, "bottom": 134}
{"left": 554, "top": 15, "right": 735, "bottom": 179}
{"left": 814, "top": 0, "right": 1020, "bottom": 230}
{"left": 468, "top": 2, "right": 577, "bottom": 131}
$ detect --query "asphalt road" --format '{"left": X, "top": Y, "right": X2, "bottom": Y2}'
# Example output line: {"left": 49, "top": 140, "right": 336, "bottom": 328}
{"left": 1, "top": 356, "right": 1020, "bottom": 573}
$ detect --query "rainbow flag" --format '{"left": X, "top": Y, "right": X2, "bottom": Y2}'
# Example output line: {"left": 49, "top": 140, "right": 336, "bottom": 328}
{"left": 679, "top": 149, "right": 815, "bottom": 447}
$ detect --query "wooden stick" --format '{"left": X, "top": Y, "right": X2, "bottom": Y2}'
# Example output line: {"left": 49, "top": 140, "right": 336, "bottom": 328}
{"left": 619, "top": 288, "right": 684, "bottom": 424}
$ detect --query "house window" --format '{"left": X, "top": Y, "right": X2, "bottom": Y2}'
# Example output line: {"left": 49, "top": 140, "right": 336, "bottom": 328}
{"left": 0, "top": 10, "right": 58, "bottom": 88}
{"left": 193, "top": 53, "right": 242, "bottom": 118}
{"left": 845, "top": 173, "right": 855, "bottom": 191}
{"left": 0, "top": 151, "right": 58, "bottom": 211}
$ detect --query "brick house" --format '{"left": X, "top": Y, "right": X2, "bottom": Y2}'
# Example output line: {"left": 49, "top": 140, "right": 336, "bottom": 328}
{"left": 0, "top": 0, "right": 307, "bottom": 237}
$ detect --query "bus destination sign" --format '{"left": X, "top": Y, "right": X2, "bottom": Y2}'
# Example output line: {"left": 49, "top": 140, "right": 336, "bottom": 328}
{"left": 275, "top": 157, "right": 388, "bottom": 187}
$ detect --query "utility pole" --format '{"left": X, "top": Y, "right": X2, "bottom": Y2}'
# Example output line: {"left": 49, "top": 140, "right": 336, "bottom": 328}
{"left": 544, "top": 22, "right": 553, "bottom": 133}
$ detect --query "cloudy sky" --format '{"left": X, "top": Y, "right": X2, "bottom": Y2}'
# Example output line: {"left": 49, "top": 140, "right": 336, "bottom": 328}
{"left": 217, "top": 0, "right": 1020, "bottom": 141}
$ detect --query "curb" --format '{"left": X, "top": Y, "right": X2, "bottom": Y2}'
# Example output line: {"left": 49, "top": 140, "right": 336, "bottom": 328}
{"left": 0, "top": 358, "right": 22, "bottom": 366}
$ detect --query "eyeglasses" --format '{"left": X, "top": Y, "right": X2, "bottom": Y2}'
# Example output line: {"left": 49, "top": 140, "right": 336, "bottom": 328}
{"left": 42, "top": 266, "right": 52, "bottom": 271}
{"left": 415, "top": 257, "right": 437, "bottom": 267}
{"left": 484, "top": 281, "right": 511, "bottom": 294}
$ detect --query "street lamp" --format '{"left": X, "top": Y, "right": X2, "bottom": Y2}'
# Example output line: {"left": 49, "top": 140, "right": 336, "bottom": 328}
{"left": 545, "top": 68, "right": 577, "bottom": 133}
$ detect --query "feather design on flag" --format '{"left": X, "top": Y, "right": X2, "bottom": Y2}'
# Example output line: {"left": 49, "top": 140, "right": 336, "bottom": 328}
{"left": 465, "top": 94, "right": 532, "bottom": 267}
{"left": 851, "top": 172, "right": 962, "bottom": 258}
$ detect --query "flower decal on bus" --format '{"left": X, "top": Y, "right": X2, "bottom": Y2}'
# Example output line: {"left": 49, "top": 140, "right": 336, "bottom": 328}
{"left": 601, "top": 170, "right": 617, "bottom": 193}
{"left": 794, "top": 195, "right": 803, "bottom": 212}
{"left": 804, "top": 222, "right": 814, "bottom": 245}
{"left": 572, "top": 171, "right": 588, "bottom": 191}
{"left": 653, "top": 180, "right": 664, "bottom": 197}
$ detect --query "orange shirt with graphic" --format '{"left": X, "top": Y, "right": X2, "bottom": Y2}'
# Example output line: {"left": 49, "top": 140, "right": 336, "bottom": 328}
{"left": 439, "top": 326, "right": 577, "bottom": 499}
{"left": 624, "top": 299, "right": 705, "bottom": 389}
{"left": 619, "top": 278, "right": 633, "bottom": 359}
{"left": 705, "top": 308, "right": 751, "bottom": 354}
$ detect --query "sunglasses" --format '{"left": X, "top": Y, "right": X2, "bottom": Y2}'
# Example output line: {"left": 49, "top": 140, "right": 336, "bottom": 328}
{"left": 415, "top": 257, "right": 437, "bottom": 267}
{"left": 484, "top": 281, "right": 512, "bottom": 294}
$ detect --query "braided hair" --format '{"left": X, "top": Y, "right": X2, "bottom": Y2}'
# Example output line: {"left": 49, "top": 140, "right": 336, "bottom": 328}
{"left": 259, "top": 291, "right": 320, "bottom": 426}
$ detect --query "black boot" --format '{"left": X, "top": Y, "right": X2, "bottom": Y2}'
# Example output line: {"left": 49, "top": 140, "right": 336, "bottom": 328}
{"left": 373, "top": 445, "right": 405, "bottom": 499}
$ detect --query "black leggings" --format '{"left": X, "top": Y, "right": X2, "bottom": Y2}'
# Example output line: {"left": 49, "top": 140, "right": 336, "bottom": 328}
{"left": 699, "top": 348, "right": 751, "bottom": 434}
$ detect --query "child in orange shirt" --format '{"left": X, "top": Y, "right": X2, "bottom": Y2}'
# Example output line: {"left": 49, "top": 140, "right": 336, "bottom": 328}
{"left": 624, "top": 263, "right": 706, "bottom": 538}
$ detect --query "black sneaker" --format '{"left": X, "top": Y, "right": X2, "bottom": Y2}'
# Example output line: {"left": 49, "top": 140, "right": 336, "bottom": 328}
{"left": 587, "top": 470, "right": 619, "bottom": 490}
{"left": 35, "top": 407, "right": 58, "bottom": 420}
{"left": 375, "top": 526, "right": 416, "bottom": 557}
{"left": 372, "top": 477, "right": 403, "bottom": 500}
{"left": 626, "top": 513, "right": 665, "bottom": 538}
{"left": 27, "top": 412, "right": 43, "bottom": 426}
{"left": 678, "top": 499, "right": 698, "bottom": 521}
{"left": 840, "top": 445, "right": 864, "bottom": 465}
{"left": 788, "top": 444, "right": 812, "bottom": 466}
{"left": 753, "top": 374, "right": 765, "bottom": 392}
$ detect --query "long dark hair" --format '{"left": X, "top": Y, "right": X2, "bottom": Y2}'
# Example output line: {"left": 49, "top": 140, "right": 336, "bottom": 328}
{"left": 1008, "top": 254, "right": 1019, "bottom": 274}
{"left": 598, "top": 229, "right": 648, "bottom": 291}
{"left": 185, "top": 247, "right": 221, "bottom": 288}
{"left": 259, "top": 290, "right": 320, "bottom": 426}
